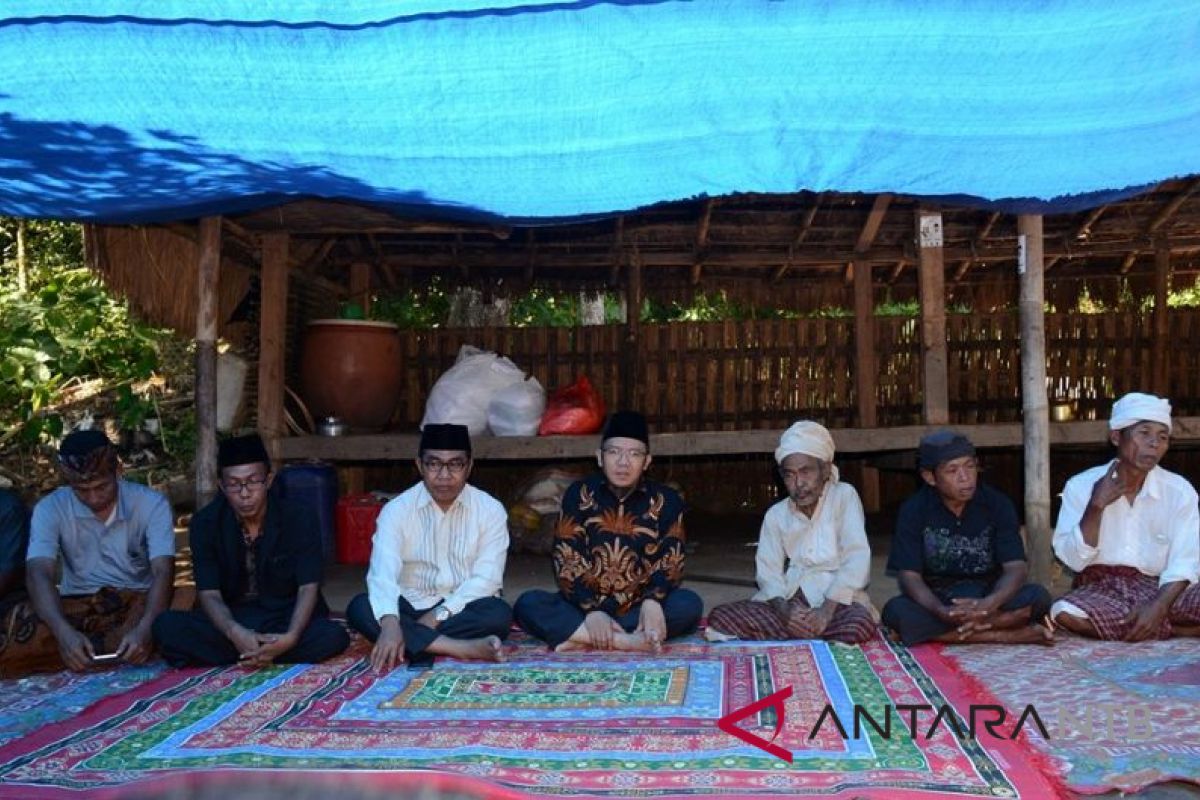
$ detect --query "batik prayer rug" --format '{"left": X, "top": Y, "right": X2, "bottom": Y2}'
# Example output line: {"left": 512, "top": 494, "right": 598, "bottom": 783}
{"left": 938, "top": 633, "right": 1200, "bottom": 794}
{"left": 0, "top": 662, "right": 165, "bottom": 747}
{"left": 0, "top": 634, "right": 1062, "bottom": 799}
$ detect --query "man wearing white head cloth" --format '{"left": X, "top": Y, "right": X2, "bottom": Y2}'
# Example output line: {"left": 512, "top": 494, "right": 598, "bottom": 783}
{"left": 706, "top": 421, "right": 878, "bottom": 643}
{"left": 1052, "top": 392, "right": 1200, "bottom": 641}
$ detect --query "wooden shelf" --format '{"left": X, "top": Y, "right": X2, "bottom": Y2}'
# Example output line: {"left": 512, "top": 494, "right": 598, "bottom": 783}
{"left": 273, "top": 417, "right": 1199, "bottom": 462}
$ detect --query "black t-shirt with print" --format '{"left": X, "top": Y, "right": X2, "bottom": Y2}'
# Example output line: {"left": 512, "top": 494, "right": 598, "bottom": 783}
{"left": 887, "top": 483, "right": 1025, "bottom": 588}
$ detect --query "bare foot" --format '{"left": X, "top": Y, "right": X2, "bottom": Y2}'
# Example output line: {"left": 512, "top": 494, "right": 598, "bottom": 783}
{"left": 612, "top": 630, "right": 660, "bottom": 653}
{"left": 430, "top": 635, "right": 505, "bottom": 662}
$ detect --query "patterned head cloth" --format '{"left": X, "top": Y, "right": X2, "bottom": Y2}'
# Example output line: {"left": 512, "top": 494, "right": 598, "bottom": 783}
{"left": 1109, "top": 392, "right": 1172, "bottom": 433}
{"left": 57, "top": 429, "right": 118, "bottom": 482}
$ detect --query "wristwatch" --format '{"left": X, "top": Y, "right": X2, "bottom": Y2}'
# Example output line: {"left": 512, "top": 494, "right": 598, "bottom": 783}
{"left": 434, "top": 605, "right": 452, "bottom": 623}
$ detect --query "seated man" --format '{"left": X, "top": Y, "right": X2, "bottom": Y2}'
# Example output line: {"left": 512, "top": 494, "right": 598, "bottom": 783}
{"left": 514, "top": 411, "right": 702, "bottom": 652}
{"left": 346, "top": 424, "right": 511, "bottom": 672}
{"left": 153, "top": 434, "right": 349, "bottom": 666}
{"left": 0, "top": 487, "right": 31, "bottom": 658}
{"left": 882, "top": 430, "right": 1052, "bottom": 646}
{"left": 0, "top": 487, "right": 29, "bottom": 602}
{"left": 3, "top": 430, "right": 175, "bottom": 677}
{"left": 1051, "top": 392, "right": 1200, "bottom": 640}
{"left": 706, "top": 420, "right": 877, "bottom": 644}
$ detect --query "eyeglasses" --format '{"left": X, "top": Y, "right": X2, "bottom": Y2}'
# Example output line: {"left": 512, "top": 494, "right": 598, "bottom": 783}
{"left": 220, "top": 475, "right": 270, "bottom": 494}
{"left": 601, "top": 446, "right": 648, "bottom": 463}
{"left": 421, "top": 458, "right": 469, "bottom": 476}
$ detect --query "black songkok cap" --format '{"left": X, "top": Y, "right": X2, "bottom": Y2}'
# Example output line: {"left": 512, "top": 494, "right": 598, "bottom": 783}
{"left": 59, "top": 429, "right": 114, "bottom": 459}
{"left": 218, "top": 434, "right": 272, "bottom": 470}
{"left": 419, "top": 423, "right": 472, "bottom": 454}
{"left": 918, "top": 429, "right": 976, "bottom": 470}
{"left": 601, "top": 411, "right": 650, "bottom": 448}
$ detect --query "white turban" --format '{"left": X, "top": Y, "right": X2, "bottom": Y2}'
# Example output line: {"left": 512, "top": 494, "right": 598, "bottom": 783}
{"left": 1109, "top": 392, "right": 1172, "bottom": 433}
{"left": 775, "top": 420, "right": 836, "bottom": 465}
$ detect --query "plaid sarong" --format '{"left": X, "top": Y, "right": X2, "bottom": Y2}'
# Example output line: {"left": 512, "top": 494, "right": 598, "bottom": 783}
{"left": 1059, "top": 565, "right": 1200, "bottom": 640}
{"left": 707, "top": 591, "right": 877, "bottom": 644}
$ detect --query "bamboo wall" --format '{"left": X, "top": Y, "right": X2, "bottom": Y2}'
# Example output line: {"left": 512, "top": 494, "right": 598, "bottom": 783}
{"left": 386, "top": 309, "right": 1200, "bottom": 431}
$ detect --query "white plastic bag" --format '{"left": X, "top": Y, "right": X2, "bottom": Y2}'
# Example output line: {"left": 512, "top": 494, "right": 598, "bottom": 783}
{"left": 487, "top": 377, "right": 546, "bottom": 436}
{"left": 421, "top": 345, "right": 527, "bottom": 436}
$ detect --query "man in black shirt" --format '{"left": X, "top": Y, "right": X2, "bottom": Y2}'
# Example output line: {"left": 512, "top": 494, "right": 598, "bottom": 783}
{"left": 152, "top": 434, "right": 349, "bottom": 666}
{"left": 881, "top": 431, "right": 1051, "bottom": 646}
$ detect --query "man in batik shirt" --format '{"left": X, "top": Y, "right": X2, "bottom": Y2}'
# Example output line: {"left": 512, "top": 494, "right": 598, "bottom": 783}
{"left": 515, "top": 411, "right": 702, "bottom": 652}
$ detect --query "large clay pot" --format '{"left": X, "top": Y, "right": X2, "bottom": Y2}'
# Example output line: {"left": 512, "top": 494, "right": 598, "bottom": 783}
{"left": 299, "top": 319, "right": 402, "bottom": 431}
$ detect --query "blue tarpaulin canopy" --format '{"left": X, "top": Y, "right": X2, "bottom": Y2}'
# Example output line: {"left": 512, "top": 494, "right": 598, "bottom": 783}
{"left": 1, "top": 1, "right": 1198, "bottom": 224}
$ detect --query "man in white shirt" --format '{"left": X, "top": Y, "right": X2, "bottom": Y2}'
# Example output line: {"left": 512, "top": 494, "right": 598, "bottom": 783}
{"left": 1052, "top": 392, "right": 1200, "bottom": 641}
{"left": 346, "top": 424, "right": 511, "bottom": 671}
{"left": 707, "top": 421, "right": 878, "bottom": 643}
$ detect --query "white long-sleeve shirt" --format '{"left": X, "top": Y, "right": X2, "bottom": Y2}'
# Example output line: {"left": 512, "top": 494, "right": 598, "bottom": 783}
{"left": 1053, "top": 461, "right": 1200, "bottom": 587}
{"left": 366, "top": 482, "right": 509, "bottom": 621}
{"left": 752, "top": 481, "right": 876, "bottom": 616}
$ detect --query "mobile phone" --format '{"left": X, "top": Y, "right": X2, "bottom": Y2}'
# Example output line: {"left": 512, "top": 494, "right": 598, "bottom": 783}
{"left": 91, "top": 652, "right": 120, "bottom": 662}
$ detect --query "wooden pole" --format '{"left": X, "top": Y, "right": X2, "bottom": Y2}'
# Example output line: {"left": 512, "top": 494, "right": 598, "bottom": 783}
{"left": 1018, "top": 214, "right": 1052, "bottom": 587}
{"left": 1153, "top": 241, "right": 1171, "bottom": 395}
{"left": 621, "top": 247, "right": 643, "bottom": 412}
{"left": 916, "top": 209, "right": 949, "bottom": 425}
{"left": 195, "top": 217, "right": 222, "bottom": 508}
{"left": 852, "top": 257, "right": 880, "bottom": 511}
{"left": 258, "top": 233, "right": 290, "bottom": 458}
{"left": 349, "top": 261, "right": 372, "bottom": 317}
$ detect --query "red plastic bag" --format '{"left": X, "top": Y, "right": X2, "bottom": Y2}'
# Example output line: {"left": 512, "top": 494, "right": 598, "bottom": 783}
{"left": 537, "top": 376, "right": 607, "bottom": 436}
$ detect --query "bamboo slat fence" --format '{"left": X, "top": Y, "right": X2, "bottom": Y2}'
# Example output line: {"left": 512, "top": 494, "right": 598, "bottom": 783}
{"left": 333, "top": 309, "right": 1200, "bottom": 432}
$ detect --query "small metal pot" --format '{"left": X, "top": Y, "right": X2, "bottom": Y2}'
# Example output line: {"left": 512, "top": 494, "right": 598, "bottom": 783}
{"left": 1050, "top": 400, "right": 1075, "bottom": 422}
{"left": 317, "top": 416, "right": 349, "bottom": 436}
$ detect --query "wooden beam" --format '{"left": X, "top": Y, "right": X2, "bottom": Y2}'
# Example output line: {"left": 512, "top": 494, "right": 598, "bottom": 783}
{"left": 276, "top": 417, "right": 1200, "bottom": 461}
{"left": 916, "top": 209, "right": 949, "bottom": 425}
{"left": 953, "top": 211, "right": 1001, "bottom": 281}
{"left": 1153, "top": 241, "right": 1171, "bottom": 394}
{"left": 300, "top": 238, "right": 336, "bottom": 275}
{"left": 194, "top": 217, "right": 222, "bottom": 508}
{"left": 1018, "top": 214, "right": 1052, "bottom": 588}
{"left": 349, "top": 261, "right": 372, "bottom": 317}
{"left": 854, "top": 193, "right": 892, "bottom": 253}
{"left": 691, "top": 199, "right": 715, "bottom": 285}
{"left": 772, "top": 196, "right": 822, "bottom": 281}
{"left": 621, "top": 246, "right": 643, "bottom": 410}
{"left": 258, "top": 233, "right": 289, "bottom": 453}
{"left": 608, "top": 216, "right": 624, "bottom": 287}
{"left": 525, "top": 229, "right": 537, "bottom": 283}
{"left": 1146, "top": 178, "right": 1200, "bottom": 235}
{"left": 852, "top": 250, "right": 880, "bottom": 511}
{"left": 1072, "top": 204, "right": 1109, "bottom": 241}
{"left": 889, "top": 261, "right": 906, "bottom": 282}
{"left": 1119, "top": 252, "right": 1138, "bottom": 274}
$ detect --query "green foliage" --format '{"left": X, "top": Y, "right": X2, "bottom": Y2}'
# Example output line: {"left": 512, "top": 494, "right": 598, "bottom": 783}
{"left": 1168, "top": 276, "right": 1200, "bottom": 307}
{"left": 0, "top": 218, "right": 174, "bottom": 444}
{"left": 371, "top": 278, "right": 452, "bottom": 328}
{"left": 509, "top": 288, "right": 579, "bottom": 326}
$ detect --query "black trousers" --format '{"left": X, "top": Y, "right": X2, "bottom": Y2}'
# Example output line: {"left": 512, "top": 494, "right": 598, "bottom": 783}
{"left": 152, "top": 603, "right": 350, "bottom": 667}
{"left": 881, "top": 580, "right": 1052, "bottom": 646}
{"left": 513, "top": 588, "right": 703, "bottom": 649}
{"left": 345, "top": 593, "right": 512, "bottom": 662}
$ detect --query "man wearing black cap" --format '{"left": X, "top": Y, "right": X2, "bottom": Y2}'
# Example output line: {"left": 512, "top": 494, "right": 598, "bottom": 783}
{"left": 881, "top": 430, "right": 1052, "bottom": 646}
{"left": 3, "top": 430, "right": 175, "bottom": 676}
{"left": 514, "top": 411, "right": 702, "bottom": 652}
{"left": 152, "top": 434, "right": 349, "bottom": 666}
{"left": 346, "top": 423, "right": 512, "bottom": 671}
